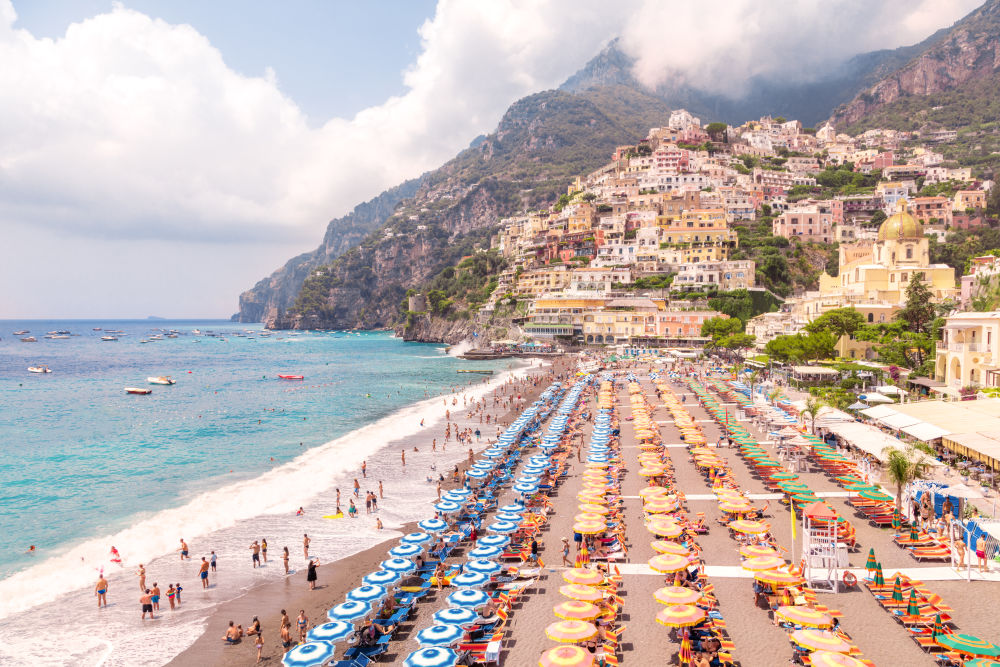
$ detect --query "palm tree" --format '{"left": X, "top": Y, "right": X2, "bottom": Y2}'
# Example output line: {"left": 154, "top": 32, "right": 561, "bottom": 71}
{"left": 883, "top": 445, "right": 930, "bottom": 510}
{"left": 746, "top": 370, "right": 761, "bottom": 399}
{"left": 801, "top": 397, "right": 826, "bottom": 434}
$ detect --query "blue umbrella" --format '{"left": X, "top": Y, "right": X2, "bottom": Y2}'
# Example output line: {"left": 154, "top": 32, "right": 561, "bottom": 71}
{"left": 434, "top": 501, "right": 461, "bottom": 514}
{"left": 347, "top": 584, "right": 387, "bottom": 604}
{"left": 402, "top": 532, "right": 433, "bottom": 545}
{"left": 307, "top": 621, "right": 354, "bottom": 643}
{"left": 419, "top": 518, "right": 448, "bottom": 533}
{"left": 442, "top": 491, "right": 467, "bottom": 503}
{"left": 433, "top": 607, "right": 480, "bottom": 627}
{"left": 403, "top": 647, "right": 460, "bottom": 667}
{"left": 446, "top": 589, "right": 489, "bottom": 610}
{"left": 494, "top": 512, "right": 523, "bottom": 523}
{"left": 466, "top": 559, "right": 502, "bottom": 575}
{"left": 363, "top": 570, "right": 400, "bottom": 587}
{"left": 467, "top": 545, "right": 502, "bottom": 559}
{"left": 379, "top": 558, "right": 416, "bottom": 573}
{"left": 327, "top": 600, "right": 371, "bottom": 623}
{"left": 415, "top": 624, "right": 466, "bottom": 647}
{"left": 282, "top": 641, "right": 335, "bottom": 667}
{"left": 516, "top": 475, "right": 541, "bottom": 484}
{"left": 513, "top": 483, "right": 538, "bottom": 494}
{"left": 477, "top": 535, "right": 509, "bottom": 548}
{"left": 465, "top": 470, "right": 488, "bottom": 479}
{"left": 487, "top": 521, "right": 519, "bottom": 534}
{"left": 450, "top": 571, "right": 489, "bottom": 588}
{"left": 447, "top": 487, "right": 472, "bottom": 498}
{"left": 499, "top": 503, "right": 525, "bottom": 513}
{"left": 390, "top": 544, "right": 424, "bottom": 558}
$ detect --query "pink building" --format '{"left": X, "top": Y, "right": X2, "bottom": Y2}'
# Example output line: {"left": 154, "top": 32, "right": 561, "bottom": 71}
{"left": 772, "top": 205, "right": 834, "bottom": 242}
{"left": 654, "top": 310, "right": 726, "bottom": 338}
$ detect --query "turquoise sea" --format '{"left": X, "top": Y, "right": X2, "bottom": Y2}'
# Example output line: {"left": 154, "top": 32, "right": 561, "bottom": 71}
{"left": 0, "top": 320, "right": 512, "bottom": 665}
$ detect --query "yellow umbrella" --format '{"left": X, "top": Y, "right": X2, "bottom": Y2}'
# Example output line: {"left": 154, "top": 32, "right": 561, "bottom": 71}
{"left": 651, "top": 541, "right": 691, "bottom": 556}
{"left": 643, "top": 499, "right": 678, "bottom": 513}
{"left": 718, "top": 503, "right": 753, "bottom": 514}
{"left": 655, "top": 604, "right": 706, "bottom": 628}
{"left": 653, "top": 586, "right": 701, "bottom": 605}
{"left": 553, "top": 600, "right": 600, "bottom": 621}
{"left": 584, "top": 462, "right": 609, "bottom": 469}
{"left": 573, "top": 521, "right": 606, "bottom": 535}
{"left": 755, "top": 569, "right": 806, "bottom": 587}
{"left": 538, "top": 645, "right": 594, "bottom": 667}
{"left": 578, "top": 504, "right": 609, "bottom": 515}
{"left": 638, "top": 467, "right": 665, "bottom": 477}
{"left": 648, "top": 554, "right": 690, "bottom": 574}
{"left": 775, "top": 606, "right": 834, "bottom": 629}
{"left": 574, "top": 513, "right": 605, "bottom": 524}
{"left": 741, "top": 556, "right": 785, "bottom": 572}
{"left": 562, "top": 568, "right": 604, "bottom": 586}
{"left": 546, "top": 620, "right": 598, "bottom": 643}
{"left": 558, "top": 584, "right": 603, "bottom": 603}
{"left": 730, "top": 520, "right": 770, "bottom": 534}
{"left": 639, "top": 487, "right": 669, "bottom": 500}
{"left": 790, "top": 630, "right": 851, "bottom": 653}
{"left": 740, "top": 545, "right": 779, "bottom": 558}
{"left": 577, "top": 491, "right": 605, "bottom": 503}
{"left": 647, "top": 522, "right": 683, "bottom": 538}
{"left": 807, "top": 652, "right": 866, "bottom": 667}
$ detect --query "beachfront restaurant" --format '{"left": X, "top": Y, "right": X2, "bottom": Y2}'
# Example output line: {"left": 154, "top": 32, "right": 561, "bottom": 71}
{"left": 788, "top": 365, "right": 840, "bottom": 386}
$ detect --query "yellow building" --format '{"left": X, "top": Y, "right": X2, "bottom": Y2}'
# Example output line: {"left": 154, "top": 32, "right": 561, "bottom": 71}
{"left": 515, "top": 265, "right": 572, "bottom": 297}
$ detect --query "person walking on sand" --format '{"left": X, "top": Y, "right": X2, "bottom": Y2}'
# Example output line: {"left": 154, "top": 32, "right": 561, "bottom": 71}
{"left": 140, "top": 589, "right": 154, "bottom": 619}
{"left": 95, "top": 574, "right": 109, "bottom": 608}
{"left": 178, "top": 538, "right": 190, "bottom": 560}
{"left": 250, "top": 540, "right": 261, "bottom": 568}
{"left": 199, "top": 557, "right": 210, "bottom": 588}
{"left": 137, "top": 564, "right": 146, "bottom": 592}
{"left": 353, "top": 478, "right": 360, "bottom": 497}
{"left": 561, "top": 537, "right": 571, "bottom": 566}
{"left": 283, "top": 546, "right": 290, "bottom": 574}
{"left": 468, "top": 448, "right": 474, "bottom": 465}
{"left": 307, "top": 558, "right": 319, "bottom": 590}
{"left": 303, "top": 534, "right": 310, "bottom": 559}
{"left": 255, "top": 629, "right": 264, "bottom": 663}
{"left": 362, "top": 460, "right": 367, "bottom": 478}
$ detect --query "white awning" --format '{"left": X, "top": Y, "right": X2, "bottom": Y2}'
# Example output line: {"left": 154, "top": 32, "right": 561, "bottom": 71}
{"left": 861, "top": 405, "right": 898, "bottom": 420}
{"left": 875, "top": 385, "right": 906, "bottom": 396}
{"left": 878, "top": 413, "right": 922, "bottom": 429}
{"left": 862, "top": 392, "right": 895, "bottom": 404}
{"left": 900, "top": 422, "right": 951, "bottom": 442}
{"left": 824, "top": 422, "right": 942, "bottom": 466}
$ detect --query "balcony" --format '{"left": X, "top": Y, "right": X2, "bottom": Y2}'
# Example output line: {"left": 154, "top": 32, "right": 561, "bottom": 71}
{"left": 945, "top": 343, "right": 991, "bottom": 353}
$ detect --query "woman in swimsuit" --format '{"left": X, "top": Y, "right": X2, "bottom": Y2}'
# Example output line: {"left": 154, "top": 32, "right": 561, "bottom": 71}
{"left": 283, "top": 546, "right": 290, "bottom": 574}
{"left": 261, "top": 538, "right": 268, "bottom": 563}
{"left": 297, "top": 610, "right": 308, "bottom": 642}
{"left": 166, "top": 584, "right": 176, "bottom": 610}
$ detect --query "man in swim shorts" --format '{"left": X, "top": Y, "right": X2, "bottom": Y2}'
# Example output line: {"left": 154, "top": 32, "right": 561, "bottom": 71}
{"left": 140, "top": 589, "right": 154, "bottom": 619}
{"left": 95, "top": 574, "right": 108, "bottom": 608}
{"left": 179, "top": 538, "right": 190, "bottom": 560}
{"left": 200, "top": 557, "right": 210, "bottom": 588}
{"left": 250, "top": 541, "right": 261, "bottom": 568}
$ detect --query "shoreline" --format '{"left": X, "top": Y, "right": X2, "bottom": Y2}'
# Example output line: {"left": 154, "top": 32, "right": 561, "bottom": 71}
{"left": 168, "top": 355, "right": 571, "bottom": 666}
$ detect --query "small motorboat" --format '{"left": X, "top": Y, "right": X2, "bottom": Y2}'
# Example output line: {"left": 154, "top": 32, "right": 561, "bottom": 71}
{"left": 278, "top": 374, "right": 304, "bottom": 380}
{"left": 124, "top": 387, "right": 152, "bottom": 395}
{"left": 13, "top": 330, "right": 29, "bottom": 335}
{"left": 28, "top": 366, "right": 52, "bottom": 373}
{"left": 101, "top": 336, "right": 118, "bottom": 341}
{"left": 20, "top": 336, "right": 37, "bottom": 342}
{"left": 147, "top": 376, "right": 176, "bottom": 385}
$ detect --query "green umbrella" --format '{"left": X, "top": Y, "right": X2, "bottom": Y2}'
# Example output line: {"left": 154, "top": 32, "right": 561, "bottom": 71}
{"left": 891, "top": 509, "right": 901, "bottom": 529}
{"left": 932, "top": 614, "right": 944, "bottom": 638}
{"left": 964, "top": 658, "right": 1000, "bottom": 667}
{"left": 769, "top": 471, "right": 799, "bottom": 481}
{"left": 836, "top": 475, "right": 863, "bottom": 485}
{"left": 935, "top": 634, "right": 1000, "bottom": 658}
{"left": 865, "top": 549, "right": 876, "bottom": 571}
{"left": 891, "top": 576, "right": 904, "bottom": 603}
{"left": 874, "top": 563, "right": 885, "bottom": 588}
{"left": 906, "top": 589, "right": 920, "bottom": 616}
{"left": 859, "top": 489, "right": 894, "bottom": 502}
{"left": 910, "top": 526, "right": 919, "bottom": 541}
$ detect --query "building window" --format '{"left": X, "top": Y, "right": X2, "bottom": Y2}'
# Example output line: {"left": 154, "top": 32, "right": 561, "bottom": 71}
{"left": 868, "top": 313, "right": 874, "bottom": 323}
{"left": 906, "top": 246, "right": 913, "bottom": 259}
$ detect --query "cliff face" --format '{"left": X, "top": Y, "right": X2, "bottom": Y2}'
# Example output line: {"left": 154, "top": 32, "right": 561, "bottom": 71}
{"left": 832, "top": 0, "right": 1000, "bottom": 128}
{"left": 396, "top": 314, "right": 480, "bottom": 345}
{"left": 233, "top": 178, "right": 421, "bottom": 322}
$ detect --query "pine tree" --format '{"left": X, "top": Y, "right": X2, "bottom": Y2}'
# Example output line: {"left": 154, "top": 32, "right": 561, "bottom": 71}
{"left": 895, "top": 272, "right": 935, "bottom": 334}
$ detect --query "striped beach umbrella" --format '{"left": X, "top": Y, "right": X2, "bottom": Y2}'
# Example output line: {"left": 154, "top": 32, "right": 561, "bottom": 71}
{"left": 639, "top": 487, "right": 669, "bottom": 500}
{"left": 935, "top": 634, "right": 1000, "bottom": 658}
{"left": 754, "top": 569, "right": 805, "bottom": 587}
{"left": 487, "top": 521, "right": 519, "bottom": 534}
{"left": 282, "top": 641, "right": 335, "bottom": 667}
{"left": 559, "top": 584, "right": 603, "bottom": 602}
{"left": 390, "top": 544, "right": 424, "bottom": 558}
{"left": 655, "top": 604, "right": 706, "bottom": 628}
{"left": 380, "top": 558, "right": 417, "bottom": 573}
{"left": 441, "top": 492, "right": 467, "bottom": 503}
{"left": 465, "top": 469, "right": 488, "bottom": 480}
{"left": 434, "top": 501, "right": 462, "bottom": 514}
{"left": 963, "top": 660, "right": 1000, "bottom": 667}
{"left": 679, "top": 629, "right": 693, "bottom": 665}
{"left": 363, "top": 569, "right": 401, "bottom": 587}
{"left": 774, "top": 606, "right": 833, "bottom": 629}
{"left": 467, "top": 545, "right": 503, "bottom": 560}
{"left": 906, "top": 589, "right": 920, "bottom": 617}
{"left": 769, "top": 471, "right": 799, "bottom": 481}
{"left": 477, "top": 535, "right": 510, "bottom": 549}
{"left": 306, "top": 620, "right": 354, "bottom": 643}
{"left": 466, "top": 559, "right": 502, "bottom": 575}
{"left": 499, "top": 503, "right": 525, "bottom": 514}
{"left": 891, "top": 576, "right": 904, "bottom": 603}
{"left": 859, "top": 489, "right": 893, "bottom": 502}
{"left": 790, "top": 630, "right": 851, "bottom": 653}
{"left": 865, "top": 549, "right": 876, "bottom": 572}
{"left": 562, "top": 568, "right": 604, "bottom": 586}
{"left": 553, "top": 600, "right": 600, "bottom": 621}
{"left": 446, "top": 588, "right": 489, "bottom": 610}
{"left": 651, "top": 541, "right": 690, "bottom": 556}
{"left": 740, "top": 545, "right": 779, "bottom": 558}
{"left": 517, "top": 475, "right": 541, "bottom": 485}
{"left": 808, "top": 651, "right": 866, "bottom": 667}
{"left": 653, "top": 586, "right": 701, "bottom": 605}
{"left": 932, "top": 614, "right": 944, "bottom": 638}
{"left": 538, "top": 645, "right": 594, "bottom": 667}
{"left": 404, "top": 647, "right": 460, "bottom": 667}
{"left": 730, "top": 520, "right": 770, "bottom": 534}
{"left": 647, "top": 522, "right": 683, "bottom": 538}
{"left": 546, "top": 619, "right": 598, "bottom": 643}
{"left": 648, "top": 554, "right": 690, "bottom": 574}
{"left": 573, "top": 520, "right": 607, "bottom": 535}
{"left": 874, "top": 563, "right": 885, "bottom": 588}
{"left": 514, "top": 483, "right": 539, "bottom": 494}
{"left": 419, "top": 518, "right": 449, "bottom": 533}
{"left": 402, "top": 532, "right": 434, "bottom": 546}
{"left": 415, "top": 624, "right": 466, "bottom": 647}
{"left": 347, "top": 585, "right": 387, "bottom": 604}
{"left": 433, "top": 607, "right": 480, "bottom": 627}
{"left": 327, "top": 600, "right": 371, "bottom": 623}
{"left": 450, "top": 571, "right": 490, "bottom": 588}
{"left": 742, "top": 556, "right": 785, "bottom": 572}
{"left": 578, "top": 503, "right": 610, "bottom": 515}
{"left": 496, "top": 512, "right": 524, "bottom": 523}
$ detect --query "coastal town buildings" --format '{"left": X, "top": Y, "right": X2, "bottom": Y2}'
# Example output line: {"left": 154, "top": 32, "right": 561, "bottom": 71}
{"left": 936, "top": 311, "right": 1000, "bottom": 388}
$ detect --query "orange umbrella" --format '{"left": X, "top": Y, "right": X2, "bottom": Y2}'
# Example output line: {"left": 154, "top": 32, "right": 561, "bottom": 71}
{"left": 639, "top": 487, "right": 670, "bottom": 499}
{"left": 643, "top": 499, "right": 678, "bottom": 513}
{"left": 538, "top": 645, "right": 594, "bottom": 667}
{"left": 755, "top": 569, "right": 806, "bottom": 587}
{"left": 730, "top": 520, "right": 770, "bottom": 534}
{"left": 740, "top": 545, "right": 779, "bottom": 558}
{"left": 807, "top": 652, "right": 865, "bottom": 667}
{"left": 651, "top": 541, "right": 691, "bottom": 556}
{"left": 790, "top": 630, "right": 851, "bottom": 653}
{"left": 546, "top": 620, "right": 598, "bottom": 643}
{"left": 719, "top": 503, "right": 753, "bottom": 514}
{"left": 647, "top": 522, "right": 683, "bottom": 538}
{"left": 577, "top": 492, "right": 605, "bottom": 503}
{"left": 655, "top": 604, "right": 706, "bottom": 628}
{"left": 741, "top": 556, "right": 785, "bottom": 572}
{"left": 577, "top": 504, "right": 609, "bottom": 515}
{"left": 638, "top": 467, "right": 665, "bottom": 477}
{"left": 775, "top": 606, "right": 834, "bottom": 629}
{"left": 648, "top": 554, "right": 690, "bottom": 574}
{"left": 573, "top": 521, "right": 606, "bottom": 535}
{"left": 653, "top": 586, "right": 701, "bottom": 605}
{"left": 559, "top": 584, "right": 603, "bottom": 603}
{"left": 574, "top": 513, "right": 605, "bottom": 524}
{"left": 553, "top": 600, "right": 600, "bottom": 621}
{"left": 562, "top": 568, "right": 604, "bottom": 586}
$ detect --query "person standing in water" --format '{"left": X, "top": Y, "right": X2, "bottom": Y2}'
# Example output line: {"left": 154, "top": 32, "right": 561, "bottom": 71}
{"left": 178, "top": 538, "right": 190, "bottom": 560}
{"left": 303, "top": 534, "right": 310, "bottom": 560}
{"left": 379, "top": 481, "right": 384, "bottom": 499}
{"left": 261, "top": 538, "right": 268, "bottom": 563}
{"left": 150, "top": 582, "right": 161, "bottom": 610}
{"left": 250, "top": 541, "right": 261, "bottom": 568}
{"left": 361, "top": 460, "right": 367, "bottom": 478}
{"left": 210, "top": 550, "right": 217, "bottom": 572}
{"left": 95, "top": 574, "right": 109, "bottom": 608}
{"left": 199, "top": 557, "right": 210, "bottom": 588}
{"left": 401, "top": 450, "right": 406, "bottom": 467}
{"left": 140, "top": 589, "right": 154, "bottom": 619}
{"left": 283, "top": 546, "right": 290, "bottom": 574}
{"left": 137, "top": 564, "right": 146, "bottom": 592}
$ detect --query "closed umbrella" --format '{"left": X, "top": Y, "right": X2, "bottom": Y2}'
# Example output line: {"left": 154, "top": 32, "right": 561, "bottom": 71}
{"left": 282, "top": 641, "right": 336, "bottom": 667}
{"left": 891, "top": 576, "right": 904, "bottom": 604}
{"left": 865, "top": 549, "right": 876, "bottom": 572}
{"left": 905, "top": 589, "right": 920, "bottom": 617}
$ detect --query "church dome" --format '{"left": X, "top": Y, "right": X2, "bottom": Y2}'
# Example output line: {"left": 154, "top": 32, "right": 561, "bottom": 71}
{"left": 877, "top": 200, "right": 923, "bottom": 241}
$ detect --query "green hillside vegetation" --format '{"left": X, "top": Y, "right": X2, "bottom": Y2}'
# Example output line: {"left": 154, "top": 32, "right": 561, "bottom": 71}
{"left": 729, "top": 210, "right": 835, "bottom": 296}
{"left": 410, "top": 250, "right": 506, "bottom": 319}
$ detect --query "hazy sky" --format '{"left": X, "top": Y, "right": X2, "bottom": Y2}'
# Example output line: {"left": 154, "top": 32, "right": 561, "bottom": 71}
{"left": 0, "top": 0, "right": 983, "bottom": 319}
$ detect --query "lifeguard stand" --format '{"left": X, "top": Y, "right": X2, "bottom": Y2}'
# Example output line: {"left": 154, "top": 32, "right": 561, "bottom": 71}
{"left": 802, "top": 501, "right": 840, "bottom": 592}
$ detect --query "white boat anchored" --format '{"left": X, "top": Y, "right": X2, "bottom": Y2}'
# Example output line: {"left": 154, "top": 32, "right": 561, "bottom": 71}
{"left": 28, "top": 366, "right": 52, "bottom": 374}
{"left": 147, "top": 376, "right": 176, "bottom": 385}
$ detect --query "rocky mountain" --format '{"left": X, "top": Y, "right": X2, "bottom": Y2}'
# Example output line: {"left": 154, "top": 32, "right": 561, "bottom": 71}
{"left": 832, "top": 0, "right": 1000, "bottom": 131}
